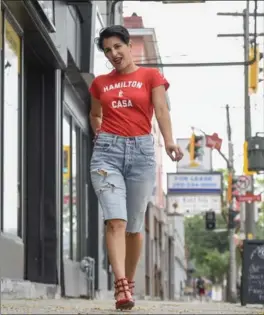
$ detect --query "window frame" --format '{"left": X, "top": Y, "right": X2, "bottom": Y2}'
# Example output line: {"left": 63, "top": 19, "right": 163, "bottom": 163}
{"left": 81, "top": 131, "right": 89, "bottom": 258}
{"left": 32, "top": 0, "right": 56, "bottom": 33}
{"left": 0, "top": 8, "right": 24, "bottom": 238}
{"left": 71, "top": 122, "right": 80, "bottom": 261}
{"left": 63, "top": 107, "right": 89, "bottom": 262}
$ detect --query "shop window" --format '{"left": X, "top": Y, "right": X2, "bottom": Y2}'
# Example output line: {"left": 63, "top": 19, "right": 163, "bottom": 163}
{"left": 82, "top": 134, "right": 89, "bottom": 240}
{"left": 1, "top": 17, "right": 22, "bottom": 235}
{"left": 72, "top": 126, "right": 78, "bottom": 261}
{"left": 63, "top": 116, "right": 71, "bottom": 258}
{"left": 62, "top": 115, "right": 79, "bottom": 261}
{"left": 67, "top": 5, "right": 81, "bottom": 67}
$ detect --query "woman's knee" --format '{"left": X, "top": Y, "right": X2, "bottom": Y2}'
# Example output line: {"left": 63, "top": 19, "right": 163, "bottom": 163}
{"left": 126, "top": 217, "right": 144, "bottom": 234}
{"left": 106, "top": 219, "right": 127, "bottom": 233}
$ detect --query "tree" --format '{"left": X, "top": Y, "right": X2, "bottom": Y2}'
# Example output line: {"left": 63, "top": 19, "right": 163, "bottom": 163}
{"left": 185, "top": 214, "right": 229, "bottom": 283}
{"left": 204, "top": 250, "right": 229, "bottom": 283}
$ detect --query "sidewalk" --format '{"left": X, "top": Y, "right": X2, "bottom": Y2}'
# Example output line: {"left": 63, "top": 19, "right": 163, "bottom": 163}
{"left": 1, "top": 298, "right": 264, "bottom": 314}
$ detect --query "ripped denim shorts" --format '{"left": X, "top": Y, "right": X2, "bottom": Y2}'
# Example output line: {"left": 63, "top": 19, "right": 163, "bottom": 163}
{"left": 90, "top": 132, "right": 156, "bottom": 233}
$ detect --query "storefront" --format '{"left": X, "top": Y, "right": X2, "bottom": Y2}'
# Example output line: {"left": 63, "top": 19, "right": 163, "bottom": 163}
{"left": 0, "top": 3, "right": 24, "bottom": 280}
{"left": 0, "top": 0, "right": 98, "bottom": 299}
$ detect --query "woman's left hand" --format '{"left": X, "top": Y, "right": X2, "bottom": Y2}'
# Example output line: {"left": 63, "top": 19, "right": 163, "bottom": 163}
{"left": 165, "top": 142, "right": 184, "bottom": 162}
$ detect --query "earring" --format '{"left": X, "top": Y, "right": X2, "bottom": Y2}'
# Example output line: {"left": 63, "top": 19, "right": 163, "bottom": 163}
{"left": 106, "top": 60, "right": 114, "bottom": 70}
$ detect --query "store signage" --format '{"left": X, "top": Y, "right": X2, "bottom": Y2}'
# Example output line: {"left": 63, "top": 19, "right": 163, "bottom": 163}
{"left": 167, "top": 173, "right": 222, "bottom": 194}
{"left": 33, "top": 0, "right": 56, "bottom": 32}
{"left": 167, "top": 194, "right": 222, "bottom": 215}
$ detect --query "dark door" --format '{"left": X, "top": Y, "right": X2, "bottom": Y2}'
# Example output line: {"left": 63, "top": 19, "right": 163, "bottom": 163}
{"left": 24, "top": 46, "right": 57, "bottom": 284}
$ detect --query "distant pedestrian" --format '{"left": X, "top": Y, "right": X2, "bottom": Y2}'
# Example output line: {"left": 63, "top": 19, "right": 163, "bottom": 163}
{"left": 89, "top": 25, "right": 183, "bottom": 310}
{"left": 196, "top": 276, "right": 205, "bottom": 301}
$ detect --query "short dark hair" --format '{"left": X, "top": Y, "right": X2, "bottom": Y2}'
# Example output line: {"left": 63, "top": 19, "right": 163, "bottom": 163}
{"left": 95, "top": 25, "right": 130, "bottom": 52}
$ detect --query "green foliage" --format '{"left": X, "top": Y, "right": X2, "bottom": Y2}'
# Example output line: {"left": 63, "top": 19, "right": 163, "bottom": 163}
{"left": 204, "top": 250, "right": 229, "bottom": 283}
{"left": 256, "top": 203, "right": 264, "bottom": 240}
{"left": 254, "top": 177, "right": 264, "bottom": 240}
{"left": 185, "top": 214, "right": 229, "bottom": 284}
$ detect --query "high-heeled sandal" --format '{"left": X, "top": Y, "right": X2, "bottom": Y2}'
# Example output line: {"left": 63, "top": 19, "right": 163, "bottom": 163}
{"left": 128, "top": 280, "right": 135, "bottom": 295}
{"left": 114, "top": 277, "right": 135, "bottom": 310}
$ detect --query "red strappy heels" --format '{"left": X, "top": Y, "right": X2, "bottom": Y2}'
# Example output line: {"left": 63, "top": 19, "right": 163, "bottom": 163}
{"left": 128, "top": 280, "right": 135, "bottom": 295}
{"left": 114, "top": 278, "right": 135, "bottom": 310}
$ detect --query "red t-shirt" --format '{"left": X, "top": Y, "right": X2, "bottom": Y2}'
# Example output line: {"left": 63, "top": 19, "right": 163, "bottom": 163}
{"left": 89, "top": 67, "right": 169, "bottom": 136}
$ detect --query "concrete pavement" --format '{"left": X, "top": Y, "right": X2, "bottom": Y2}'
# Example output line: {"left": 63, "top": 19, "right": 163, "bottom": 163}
{"left": 1, "top": 299, "right": 264, "bottom": 314}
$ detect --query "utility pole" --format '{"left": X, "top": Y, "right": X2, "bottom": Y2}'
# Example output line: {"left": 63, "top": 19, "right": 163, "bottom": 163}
{"left": 243, "top": 3, "right": 256, "bottom": 239}
{"left": 226, "top": 104, "right": 237, "bottom": 303}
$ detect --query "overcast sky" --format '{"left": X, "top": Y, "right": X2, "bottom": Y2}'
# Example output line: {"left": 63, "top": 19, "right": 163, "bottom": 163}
{"left": 123, "top": 0, "right": 264, "bottom": 190}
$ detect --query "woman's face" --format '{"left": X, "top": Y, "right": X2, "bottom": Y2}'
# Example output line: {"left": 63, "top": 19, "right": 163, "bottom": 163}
{"left": 103, "top": 36, "right": 132, "bottom": 71}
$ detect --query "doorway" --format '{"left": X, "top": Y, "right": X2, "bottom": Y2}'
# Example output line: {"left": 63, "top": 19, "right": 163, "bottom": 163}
{"left": 24, "top": 47, "right": 58, "bottom": 284}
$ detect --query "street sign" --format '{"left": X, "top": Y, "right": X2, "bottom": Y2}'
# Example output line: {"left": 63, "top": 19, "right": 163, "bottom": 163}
{"left": 167, "top": 172, "right": 222, "bottom": 194}
{"left": 205, "top": 133, "right": 223, "bottom": 150}
{"left": 236, "top": 193, "right": 261, "bottom": 203}
{"left": 236, "top": 175, "right": 252, "bottom": 193}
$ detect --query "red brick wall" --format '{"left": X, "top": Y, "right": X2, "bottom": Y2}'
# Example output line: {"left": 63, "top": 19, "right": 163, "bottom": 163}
{"left": 124, "top": 13, "right": 144, "bottom": 28}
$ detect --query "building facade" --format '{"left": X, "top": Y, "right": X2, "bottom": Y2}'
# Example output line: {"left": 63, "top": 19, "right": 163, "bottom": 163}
{"left": 0, "top": 0, "right": 122, "bottom": 299}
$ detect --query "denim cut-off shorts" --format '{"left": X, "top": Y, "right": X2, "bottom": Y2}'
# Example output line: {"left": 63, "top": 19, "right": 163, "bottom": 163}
{"left": 90, "top": 132, "right": 156, "bottom": 233}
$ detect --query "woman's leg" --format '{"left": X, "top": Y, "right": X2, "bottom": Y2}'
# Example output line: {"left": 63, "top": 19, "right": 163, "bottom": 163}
{"left": 90, "top": 133, "right": 134, "bottom": 309}
{"left": 90, "top": 168, "right": 132, "bottom": 305}
{"left": 124, "top": 135, "right": 156, "bottom": 293}
{"left": 125, "top": 179, "right": 154, "bottom": 287}
{"left": 106, "top": 219, "right": 127, "bottom": 280}
{"left": 125, "top": 232, "right": 143, "bottom": 283}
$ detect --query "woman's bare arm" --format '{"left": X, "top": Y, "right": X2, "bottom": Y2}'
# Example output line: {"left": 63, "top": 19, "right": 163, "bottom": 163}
{"left": 89, "top": 96, "right": 102, "bottom": 134}
{"left": 152, "top": 85, "right": 173, "bottom": 145}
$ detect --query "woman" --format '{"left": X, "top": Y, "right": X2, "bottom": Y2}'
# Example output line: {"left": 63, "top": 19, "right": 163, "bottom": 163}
{"left": 89, "top": 25, "right": 183, "bottom": 310}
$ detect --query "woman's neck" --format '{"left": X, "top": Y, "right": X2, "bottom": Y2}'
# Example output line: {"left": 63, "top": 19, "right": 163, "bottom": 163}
{"left": 117, "top": 62, "right": 138, "bottom": 75}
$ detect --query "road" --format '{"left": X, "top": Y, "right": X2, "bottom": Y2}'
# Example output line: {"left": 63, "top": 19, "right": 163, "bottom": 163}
{"left": 1, "top": 299, "right": 264, "bottom": 314}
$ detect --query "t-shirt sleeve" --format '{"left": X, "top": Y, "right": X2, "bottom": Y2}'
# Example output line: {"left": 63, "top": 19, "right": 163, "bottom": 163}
{"left": 150, "top": 68, "right": 170, "bottom": 91}
{"left": 89, "top": 77, "right": 101, "bottom": 100}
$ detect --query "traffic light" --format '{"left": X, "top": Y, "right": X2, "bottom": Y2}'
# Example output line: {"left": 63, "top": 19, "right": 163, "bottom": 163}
{"left": 232, "top": 177, "right": 238, "bottom": 195}
{"left": 188, "top": 133, "right": 204, "bottom": 162}
{"left": 227, "top": 174, "right": 238, "bottom": 203}
{"left": 205, "top": 211, "right": 216, "bottom": 230}
{"left": 227, "top": 173, "right": 232, "bottom": 203}
{"left": 248, "top": 44, "right": 263, "bottom": 94}
{"left": 243, "top": 141, "right": 256, "bottom": 175}
{"left": 228, "top": 208, "right": 238, "bottom": 229}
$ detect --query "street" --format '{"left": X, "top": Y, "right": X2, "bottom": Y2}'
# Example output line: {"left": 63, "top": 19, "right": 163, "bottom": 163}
{"left": 1, "top": 299, "right": 264, "bottom": 314}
